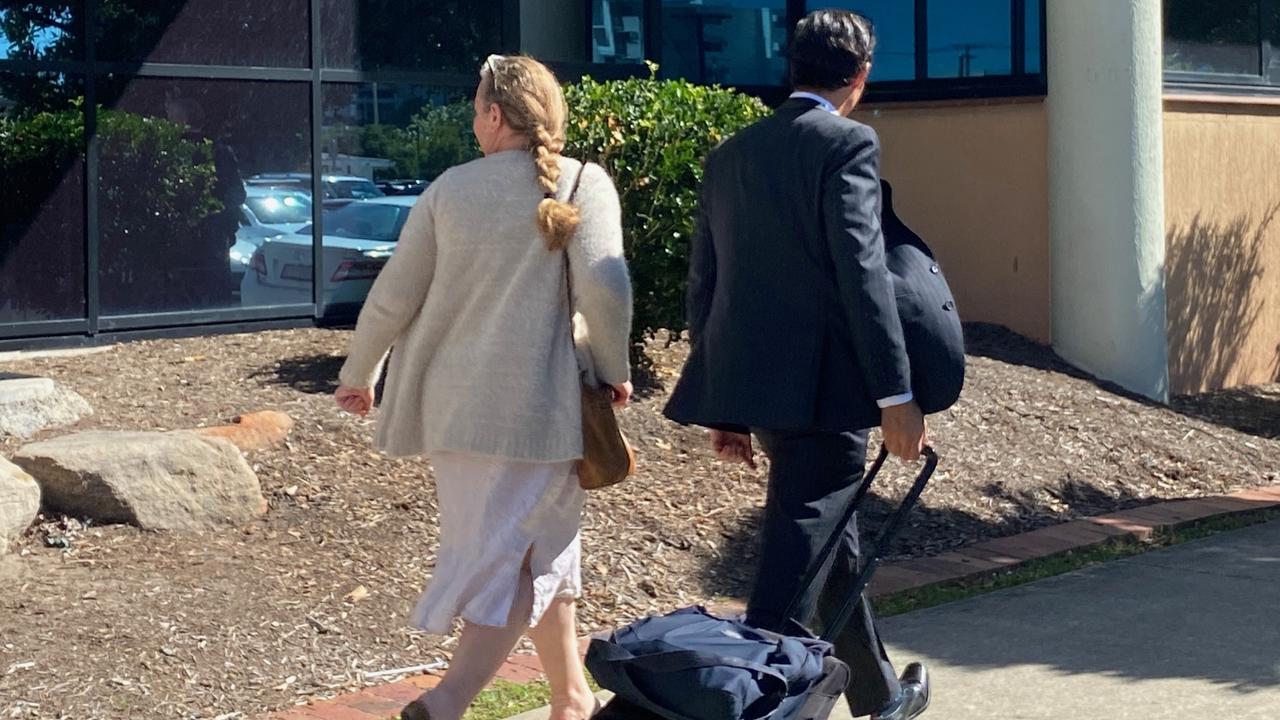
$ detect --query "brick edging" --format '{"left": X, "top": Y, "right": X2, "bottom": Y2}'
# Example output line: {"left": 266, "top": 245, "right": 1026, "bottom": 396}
{"left": 264, "top": 484, "right": 1280, "bottom": 719}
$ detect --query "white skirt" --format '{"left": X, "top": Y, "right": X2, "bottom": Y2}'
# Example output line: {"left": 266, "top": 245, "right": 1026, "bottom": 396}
{"left": 410, "top": 451, "right": 586, "bottom": 634}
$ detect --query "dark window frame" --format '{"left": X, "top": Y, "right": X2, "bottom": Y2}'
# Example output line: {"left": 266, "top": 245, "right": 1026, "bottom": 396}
{"left": 1163, "top": 0, "right": 1280, "bottom": 95}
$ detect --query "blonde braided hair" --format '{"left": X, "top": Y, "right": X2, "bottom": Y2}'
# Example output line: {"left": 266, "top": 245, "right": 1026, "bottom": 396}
{"left": 481, "top": 55, "right": 580, "bottom": 251}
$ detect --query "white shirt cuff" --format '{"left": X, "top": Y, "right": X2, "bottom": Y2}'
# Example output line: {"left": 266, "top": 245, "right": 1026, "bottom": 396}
{"left": 876, "top": 392, "right": 914, "bottom": 409}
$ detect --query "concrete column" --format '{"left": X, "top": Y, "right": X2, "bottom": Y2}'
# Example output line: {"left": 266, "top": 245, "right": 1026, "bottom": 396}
{"left": 1047, "top": 0, "right": 1169, "bottom": 401}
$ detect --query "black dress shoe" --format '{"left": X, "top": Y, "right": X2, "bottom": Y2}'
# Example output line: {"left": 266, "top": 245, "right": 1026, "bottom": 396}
{"left": 873, "top": 663, "right": 930, "bottom": 720}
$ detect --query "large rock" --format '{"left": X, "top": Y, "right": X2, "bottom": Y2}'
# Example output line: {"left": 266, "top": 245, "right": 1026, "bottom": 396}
{"left": 0, "top": 375, "right": 92, "bottom": 439}
{"left": 13, "top": 431, "right": 267, "bottom": 531}
{"left": 195, "top": 410, "right": 294, "bottom": 452}
{"left": 1, "top": 457, "right": 40, "bottom": 553}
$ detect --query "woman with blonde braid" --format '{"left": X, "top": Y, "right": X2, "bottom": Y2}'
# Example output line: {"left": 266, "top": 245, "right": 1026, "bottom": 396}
{"left": 333, "top": 55, "right": 633, "bottom": 720}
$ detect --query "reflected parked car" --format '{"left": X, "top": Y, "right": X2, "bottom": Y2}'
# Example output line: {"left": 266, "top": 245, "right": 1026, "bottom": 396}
{"left": 245, "top": 173, "right": 385, "bottom": 201}
{"left": 239, "top": 196, "right": 417, "bottom": 310}
{"left": 242, "top": 186, "right": 313, "bottom": 234}
{"left": 376, "top": 178, "right": 429, "bottom": 196}
{"left": 324, "top": 175, "right": 385, "bottom": 200}
{"left": 230, "top": 224, "right": 286, "bottom": 288}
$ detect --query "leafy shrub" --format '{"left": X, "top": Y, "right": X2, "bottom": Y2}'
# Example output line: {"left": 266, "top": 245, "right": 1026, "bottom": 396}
{"left": 564, "top": 66, "right": 769, "bottom": 339}
{"left": 324, "top": 100, "right": 480, "bottom": 182}
{"left": 94, "top": 108, "right": 224, "bottom": 310}
{"left": 0, "top": 103, "right": 223, "bottom": 312}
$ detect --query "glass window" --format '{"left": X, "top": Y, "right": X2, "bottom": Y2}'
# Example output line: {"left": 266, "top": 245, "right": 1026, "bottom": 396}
{"left": 593, "top": 0, "right": 646, "bottom": 64}
{"left": 810, "top": 1, "right": 916, "bottom": 82}
{"left": 522, "top": 0, "right": 588, "bottom": 63}
{"left": 1268, "top": 3, "right": 1280, "bottom": 83}
{"left": 1164, "top": 0, "right": 1262, "bottom": 76}
{"left": 926, "top": 0, "right": 1013, "bottom": 78}
{"left": 0, "top": 72, "right": 85, "bottom": 328}
{"left": 1026, "top": 0, "right": 1042, "bottom": 74}
{"left": 318, "top": 82, "right": 476, "bottom": 312}
{"left": 0, "top": 2, "right": 82, "bottom": 61}
{"left": 660, "top": 0, "right": 788, "bottom": 86}
{"left": 94, "top": 0, "right": 309, "bottom": 67}
{"left": 95, "top": 77, "right": 312, "bottom": 316}
{"left": 322, "top": 0, "right": 502, "bottom": 73}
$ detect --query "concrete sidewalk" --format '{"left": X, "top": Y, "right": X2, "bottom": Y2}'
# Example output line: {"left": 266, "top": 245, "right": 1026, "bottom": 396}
{"left": 835, "top": 519, "right": 1280, "bottom": 719}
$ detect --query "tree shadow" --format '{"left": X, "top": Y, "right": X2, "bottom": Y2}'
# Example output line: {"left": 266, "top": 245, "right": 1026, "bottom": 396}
{"left": 630, "top": 343, "right": 665, "bottom": 401}
{"left": 966, "top": 321, "right": 1280, "bottom": 440}
{"left": 1171, "top": 385, "right": 1280, "bottom": 440}
{"left": 250, "top": 354, "right": 345, "bottom": 395}
{"left": 962, "top": 322, "right": 1152, "bottom": 403}
{"left": 1166, "top": 207, "right": 1277, "bottom": 395}
{"left": 700, "top": 473, "right": 1159, "bottom": 603}
{"left": 703, "top": 476, "right": 1280, "bottom": 692}
{"left": 879, "top": 520, "right": 1280, "bottom": 695}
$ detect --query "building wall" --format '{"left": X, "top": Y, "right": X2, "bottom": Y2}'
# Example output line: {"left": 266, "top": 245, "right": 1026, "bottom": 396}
{"left": 855, "top": 98, "right": 1052, "bottom": 343}
{"left": 1164, "top": 98, "right": 1280, "bottom": 394}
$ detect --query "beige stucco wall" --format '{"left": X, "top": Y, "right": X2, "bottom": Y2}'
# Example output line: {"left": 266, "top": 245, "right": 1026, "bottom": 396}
{"left": 855, "top": 98, "right": 1052, "bottom": 343}
{"left": 1164, "top": 99, "right": 1280, "bottom": 394}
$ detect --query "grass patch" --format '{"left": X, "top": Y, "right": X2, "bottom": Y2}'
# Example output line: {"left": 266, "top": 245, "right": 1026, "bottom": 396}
{"left": 458, "top": 676, "right": 602, "bottom": 720}
{"left": 874, "top": 507, "right": 1280, "bottom": 618}
{"left": 462, "top": 679, "right": 554, "bottom": 720}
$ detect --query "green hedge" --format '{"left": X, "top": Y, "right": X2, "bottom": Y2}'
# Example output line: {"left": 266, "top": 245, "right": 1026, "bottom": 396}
{"left": 565, "top": 69, "right": 769, "bottom": 339}
{"left": 0, "top": 103, "right": 223, "bottom": 311}
{"left": 324, "top": 72, "right": 768, "bottom": 339}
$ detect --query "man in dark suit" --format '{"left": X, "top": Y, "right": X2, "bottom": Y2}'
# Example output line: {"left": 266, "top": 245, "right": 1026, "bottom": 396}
{"left": 664, "top": 10, "right": 931, "bottom": 720}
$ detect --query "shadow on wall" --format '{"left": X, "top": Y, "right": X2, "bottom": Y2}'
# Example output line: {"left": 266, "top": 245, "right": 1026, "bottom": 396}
{"left": 1166, "top": 206, "right": 1279, "bottom": 394}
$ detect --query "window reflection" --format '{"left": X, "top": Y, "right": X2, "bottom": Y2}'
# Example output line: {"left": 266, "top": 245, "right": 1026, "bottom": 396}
{"left": 927, "top": 0, "right": 1012, "bottom": 78}
{"left": 322, "top": 0, "right": 502, "bottom": 73}
{"left": 593, "top": 0, "right": 646, "bottom": 64}
{"left": 266, "top": 82, "right": 479, "bottom": 314}
{"left": 0, "top": 72, "right": 85, "bottom": 327}
{"left": 1269, "top": 3, "right": 1280, "bottom": 83}
{"left": 96, "top": 77, "right": 312, "bottom": 316}
{"left": 660, "top": 0, "right": 788, "bottom": 85}
{"left": 1164, "top": 0, "right": 1262, "bottom": 76}
{"left": 812, "top": 1, "right": 916, "bottom": 82}
{"left": 0, "top": 3, "right": 82, "bottom": 61}
{"left": 94, "top": 0, "right": 308, "bottom": 67}
{"left": 1026, "top": 0, "right": 1042, "bottom": 74}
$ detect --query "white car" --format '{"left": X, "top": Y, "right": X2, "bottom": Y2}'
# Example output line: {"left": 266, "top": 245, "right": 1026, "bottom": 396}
{"left": 242, "top": 186, "right": 313, "bottom": 235}
{"left": 321, "top": 175, "right": 386, "bottom": 200}
{"left": 239, "top": 196, "right": 417, "bottom": 311}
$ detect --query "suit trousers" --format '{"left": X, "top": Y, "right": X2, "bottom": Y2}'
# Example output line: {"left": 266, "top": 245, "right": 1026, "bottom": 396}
{"left": 745, "top": 428, "right": 900, "bottom": 718}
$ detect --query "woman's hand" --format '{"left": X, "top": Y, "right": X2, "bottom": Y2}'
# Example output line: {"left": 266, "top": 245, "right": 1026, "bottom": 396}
{"left": 609, "top": 381, "right": 633, "bottom": 409}
{"left": 335, "top": 385, "right": 375, "bottom": 417}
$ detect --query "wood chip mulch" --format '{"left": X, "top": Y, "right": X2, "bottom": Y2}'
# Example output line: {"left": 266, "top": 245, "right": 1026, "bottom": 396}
{"left": 0, "top": 323, "right": 1275, "bottom": 719}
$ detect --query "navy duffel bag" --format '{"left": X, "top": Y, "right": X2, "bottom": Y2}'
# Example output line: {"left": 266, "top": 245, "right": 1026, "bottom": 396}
{"left": 585, "top": 606, "right": 848, "bottom": 720}
{"left": 586, "top": 447, "right": 938, "bottom": 720}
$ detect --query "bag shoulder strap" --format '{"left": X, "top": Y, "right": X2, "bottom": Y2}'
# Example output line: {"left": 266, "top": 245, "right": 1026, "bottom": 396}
{"left": 567, "top": 159, "right": 588, "bottom": 204}
{"left": 561, "top": 160, "right": 588, "bottom": 314}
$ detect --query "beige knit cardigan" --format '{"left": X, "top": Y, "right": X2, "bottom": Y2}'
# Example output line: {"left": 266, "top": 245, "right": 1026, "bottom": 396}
{"left": 338, "top": 151, "right": 633, "bottom": 461}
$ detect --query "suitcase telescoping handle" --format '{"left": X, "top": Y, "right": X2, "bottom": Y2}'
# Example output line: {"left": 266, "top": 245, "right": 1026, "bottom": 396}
{"left": 778, "top": 445, "right": 939, "bottom": 642}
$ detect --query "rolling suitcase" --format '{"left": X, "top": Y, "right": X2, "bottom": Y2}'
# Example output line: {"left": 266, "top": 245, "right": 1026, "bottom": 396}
{"left": 586, "top": 445, "right": 939, "bottom": 720}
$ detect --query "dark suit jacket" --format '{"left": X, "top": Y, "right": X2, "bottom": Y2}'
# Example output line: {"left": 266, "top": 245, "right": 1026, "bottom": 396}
{"left": 664, "top": 98, "right": 912, "bottom": 433}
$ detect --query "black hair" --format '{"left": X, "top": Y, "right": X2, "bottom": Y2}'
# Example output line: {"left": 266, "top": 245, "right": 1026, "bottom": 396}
{"left": 789, "top": 9, "right": 877, "bottom": 90}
